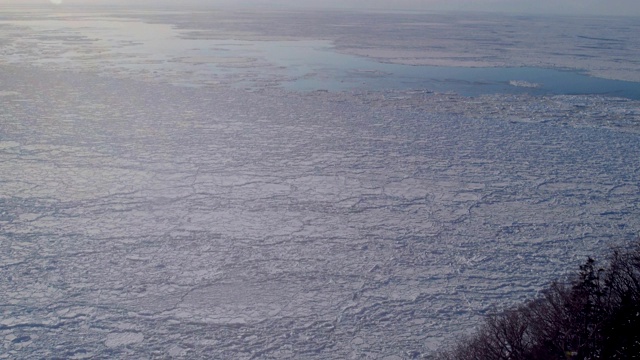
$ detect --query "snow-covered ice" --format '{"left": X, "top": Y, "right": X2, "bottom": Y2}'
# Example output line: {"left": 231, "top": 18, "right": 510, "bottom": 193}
{"left": 1, "top": 6, "right": 639, "bottom": 359}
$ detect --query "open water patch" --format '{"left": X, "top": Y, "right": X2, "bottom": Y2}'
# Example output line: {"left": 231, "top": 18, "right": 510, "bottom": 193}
{"left": 150, "top": 37, "right": 640, "bottom": 98}
{"left": 247, "top": 41, "right": 640, "bottom": 99}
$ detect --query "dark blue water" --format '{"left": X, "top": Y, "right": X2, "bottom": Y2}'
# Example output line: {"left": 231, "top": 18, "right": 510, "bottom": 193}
{"left": 247, "top": 41, "right": 640, "bottom": 99}
{"left": 329, "top": 65, "right": 640, "bottom": 99}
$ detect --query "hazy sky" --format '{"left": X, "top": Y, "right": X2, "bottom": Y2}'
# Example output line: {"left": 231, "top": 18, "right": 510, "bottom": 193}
{"left": 3, "top": 0, "right": 640, "bottom": 16}
{"left": 266, "top": 0, "right": 640, "bottom": 16}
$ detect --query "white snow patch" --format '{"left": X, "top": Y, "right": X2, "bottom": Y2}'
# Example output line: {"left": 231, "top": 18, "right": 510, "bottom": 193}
{"left": 104, "top": 332, "right": 144, "bottom": 348}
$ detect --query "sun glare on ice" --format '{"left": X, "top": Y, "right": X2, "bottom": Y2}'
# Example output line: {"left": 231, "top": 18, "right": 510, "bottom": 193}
{"left": 50, "top": 0, "right": 63, "bottom": 4}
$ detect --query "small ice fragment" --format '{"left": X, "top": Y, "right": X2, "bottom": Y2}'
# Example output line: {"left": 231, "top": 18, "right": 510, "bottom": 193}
{"left": 509, "top": 80, "right": 541, "bottom": 88}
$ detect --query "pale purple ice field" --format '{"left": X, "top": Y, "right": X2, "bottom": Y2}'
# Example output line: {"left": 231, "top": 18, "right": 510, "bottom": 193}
{"left": 1, "top": 6, "right": 639, "bottom": 359}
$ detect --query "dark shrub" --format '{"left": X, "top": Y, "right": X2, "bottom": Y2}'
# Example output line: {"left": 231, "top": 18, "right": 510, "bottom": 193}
{"left": 438, "top": 239, "right": 640, "bottom": 360}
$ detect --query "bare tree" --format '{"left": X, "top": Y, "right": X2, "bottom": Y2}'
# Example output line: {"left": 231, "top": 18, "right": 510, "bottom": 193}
{"left": 438, "top": 239, "right": 640, "bottom": 360}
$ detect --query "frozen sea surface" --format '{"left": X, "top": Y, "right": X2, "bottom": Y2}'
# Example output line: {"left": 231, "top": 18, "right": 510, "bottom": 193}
{"left": 1, "top": 7, "right": 640, "bottom": 98}
{"left": 1, "top": 6, "right": 640, "bottom": 359}
{"left": 2, "top": 65, "right": 639, "bottom": 359}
